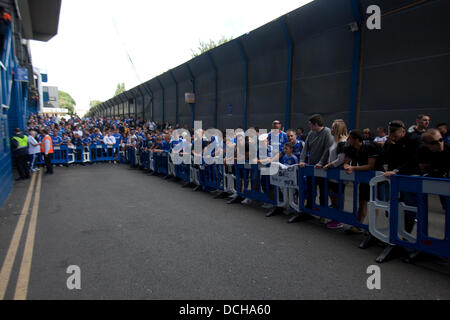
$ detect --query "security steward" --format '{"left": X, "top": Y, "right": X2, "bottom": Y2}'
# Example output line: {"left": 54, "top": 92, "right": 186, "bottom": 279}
{"left": 40, "top": 128, "right": 54, "bottom": 174}
{"left": 11, "top": 128, "right": 30, "bottom": 180}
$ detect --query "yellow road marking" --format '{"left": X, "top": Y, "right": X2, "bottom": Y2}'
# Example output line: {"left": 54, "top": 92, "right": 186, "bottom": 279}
{"left": 0, "top": 172, "right": 37, "bottom": 300}
{"left": 14, "top": 169, "right": 43, "bottom": 300}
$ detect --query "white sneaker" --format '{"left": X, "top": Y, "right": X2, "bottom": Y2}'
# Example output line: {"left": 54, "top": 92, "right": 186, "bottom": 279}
{"left": 241, "top": 198, "right": 252, "bottom": 205}
{"left": 261, "top": 203, "right": 273, "bottom": 209}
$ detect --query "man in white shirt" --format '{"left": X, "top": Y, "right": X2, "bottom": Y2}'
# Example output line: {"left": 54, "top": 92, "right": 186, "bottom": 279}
{"left": 28, "top": 130, "right": 41, "bottom": 172}
{"left": 103, "top": 130, "right": 117, "bottom": 146}
{"left": 373, "top": 127, "right": 388, "bottom": 147}
{"left": 74, "top": 125, "right": 83, "bottom": 138}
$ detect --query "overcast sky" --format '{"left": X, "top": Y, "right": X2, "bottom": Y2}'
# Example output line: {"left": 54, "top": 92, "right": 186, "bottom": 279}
{"left": 29, "top": 0, "right": 313, "bottom": 116}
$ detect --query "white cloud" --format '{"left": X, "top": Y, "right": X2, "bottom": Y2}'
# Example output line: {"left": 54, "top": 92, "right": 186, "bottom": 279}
{"left": 30, "top": 0, "right": 313, "bottom": 116}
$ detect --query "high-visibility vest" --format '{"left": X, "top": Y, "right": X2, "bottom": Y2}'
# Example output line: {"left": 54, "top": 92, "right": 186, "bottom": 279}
{"left": 40, "top": 135, "right": 54, "bottom": 154}
{"left": 12, "top": 135, "right": 28, "bottom": 149}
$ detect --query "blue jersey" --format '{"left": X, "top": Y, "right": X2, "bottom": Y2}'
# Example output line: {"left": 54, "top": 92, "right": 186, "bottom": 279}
{"left": 153, "top": 142, "right": 163, "bottom": 150}
{"left": 96, "top": 134, "right": 103, "bottom": 144}
{"left": 170, "top": 138, "right": 181, "bottom": 150}
{"left": 281, "top": 154, "right": 298, "bottom": 166}
{"left": 162, "top": 141, "right": 170, "bottom": 152}
{"left": 269, "top": 131, "right": 288, "bottom": 153}
{"left": 62, "top": 137, "right": 70, "bottom": 145}
{"left": 51, "top": 135, "right": 62, "bottom": 145}
{"left": 292, "top": 142, "right": 303, "bottom": 159}
{"left": 82, "top": 137, "right": 92, "bottom": 146}
{"left": 113, "top": 133, "right": 121, "bottom": 145}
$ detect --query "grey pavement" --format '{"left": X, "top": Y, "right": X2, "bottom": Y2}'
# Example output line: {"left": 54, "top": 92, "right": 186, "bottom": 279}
{"left": 0, "top": 163, "right": 449, "bottom": 300}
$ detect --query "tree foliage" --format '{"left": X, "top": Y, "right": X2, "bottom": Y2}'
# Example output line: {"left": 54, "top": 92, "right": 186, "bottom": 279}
{"left": 58, "top": 90, "right": 76, "bottom": 116}
{"left": 90, "top": 100, "right": 102, "bottom": 108}
{"left": 191, "top": 36, "right": 234, "bottom": 58}
{"left": 86, "top": 100, "right": 102, "bottom": 118}
{"left": 114, "top": 83, "right": 126, "bottom": 96}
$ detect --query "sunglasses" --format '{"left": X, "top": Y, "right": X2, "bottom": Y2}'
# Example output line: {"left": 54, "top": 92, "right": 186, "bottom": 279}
{"left": 428, "top": 138, "right": 443, "bottom": 145}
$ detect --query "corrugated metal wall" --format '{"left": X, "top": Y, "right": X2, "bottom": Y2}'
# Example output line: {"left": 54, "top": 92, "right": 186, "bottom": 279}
{"left": 96, "top": 0, "right": 450, "bottom": 132}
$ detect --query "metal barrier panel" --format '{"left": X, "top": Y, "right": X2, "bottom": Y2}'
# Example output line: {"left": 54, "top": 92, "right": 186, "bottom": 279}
{"left": 175, "top": 163, "right": 190, "bottom": 182}
{"left": 52, "top": 146, "right": 68, "bottom": 164}
{"left": 201, "top": 164, "right": 224, "bottom": 191}
{"left": 127, "top": 146, "right": 136, "bottom": 165}
{"left": 153, "top": 152, "right": 168, "bottom": 175}
{"left": 142, "top": 150, "right": 150, "bottom": 169}
{"left": 235, "top": 164, "right": 278, "bottom": 205}
{"left": 298, "top": 166, "right": 381, "bottom": 231}
{"left": 389, "top": 175, "right": 450, "bottom": 259}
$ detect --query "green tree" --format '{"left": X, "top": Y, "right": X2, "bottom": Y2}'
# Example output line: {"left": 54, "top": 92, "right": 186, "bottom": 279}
{"left": 89, "top": 100, "right": 102, "bottom": 108}
{"left": 86, "top": 100, "right": 102, "bottom": 117}
{"left": 191, "top": 36, "right": 233, "bottom": 58}
{"left": 114, "top": 83, "right": 126, "bottom": 96}
{"left": 58, "top": 90, "right": 76, "bottom": 116}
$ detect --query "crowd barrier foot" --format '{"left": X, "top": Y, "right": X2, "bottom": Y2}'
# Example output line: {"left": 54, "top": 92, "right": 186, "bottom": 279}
{"left": 213, "top": 191, "right": 229, "bottom": 199}
{"left": 375, "top": 245, "right": 403, "bottom": 263}
{"left": 227, "top": 196, "right": 244, "bottom": 204}
{"left": 401, "top": 251, "right": 437, "bottom": 264}
{"left": 359, "top": 233, "right": 378, "bottom": 249}
{"left": 163, "top": 175, "right": 172, "bottom": 180}
{"left": 266, "top": 207, "right": 284, "bottom": 217}
{"left": 287, "top": 212, "right": 314, "bottom": 223}
{"left": 182, "top": 182, "right": 194, "bottom": 188}
{"left": 192, "top": 185, "right": 202, "bottom": 192}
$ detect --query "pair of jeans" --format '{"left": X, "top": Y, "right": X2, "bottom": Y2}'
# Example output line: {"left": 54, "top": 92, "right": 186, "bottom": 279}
{"left": 29, "top": 153, "right": 39, "bottom": 170}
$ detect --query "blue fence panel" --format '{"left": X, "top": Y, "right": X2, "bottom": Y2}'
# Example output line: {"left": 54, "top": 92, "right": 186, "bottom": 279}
{"left": 175, "top": 163, "right": 190, "bottom": 182}
{"left": 235, "top": 164, "right": 278, "bottom": 205}
{"left": 298, "top": 166, "right": 380, "bottom": 231}
{"left": 153, "top": 152, "right": 168, "bottom": 175}
{"left": 389, "top": 175, "right": 450, "bottom": 259}
{"left": 200, "top": 164, "right": 224, "bottom": 191}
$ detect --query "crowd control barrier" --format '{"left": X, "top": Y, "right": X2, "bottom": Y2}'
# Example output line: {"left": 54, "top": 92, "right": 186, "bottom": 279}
{"left": 34, "top": 144, "right": 120, "bottom": 165}
{"left": 90, "top": 145, "right": 119, "bottom": 162}
{"left": 235, "top": 164, "right": 279, "bottom": 205}
{"left": 174, "top": 162, "right": 190, "bottom": 182}
{"left": 297, "top": 166, "right": 383, "bottom": 232}
{"left": 388, "top": 175, "right": 449, "bottom": 259}
{"left": 199, "top": 164, "right": 224, "bottom": 191}
{"left": 152, "top": 152, "right": 169, "bottom": 175}
{"left": 35, "top": 146, "right": 450, "bottom": 262}
{"left": 128, "top": 152, "right": 450, "bottom": 261}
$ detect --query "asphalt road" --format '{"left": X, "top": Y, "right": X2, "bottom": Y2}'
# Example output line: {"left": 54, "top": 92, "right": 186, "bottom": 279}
{"left": 0, "top": 163, "right": 449, "bottom": 300}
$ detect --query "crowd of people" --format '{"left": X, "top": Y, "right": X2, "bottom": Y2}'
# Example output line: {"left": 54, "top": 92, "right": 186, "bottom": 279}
{"left": 11, "top": 113, "right": 450, "bottom": 232}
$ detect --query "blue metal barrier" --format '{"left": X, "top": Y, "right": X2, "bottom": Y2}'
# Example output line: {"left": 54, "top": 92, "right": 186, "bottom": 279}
{"left": 175, "top": 163, "right": 190, "bottom": 182}
{"left": 389, "top": 175, "right": 450, "bottom": 259}
{"left": 297, "top": 166, "right": 381, "bottom": 231}
{"left": 142, "top": 150, "right": 150, "bottom": 170}
{"left": 153, "top": 152, "right": 168, "bottom": 175}
{"left": 127, "top": 146, "right": 136, "bottom": 166}
{"left": 52, "top": 145, "right": 69, "bottom": 164}
{"left": 201, "top": 164, "right": 224, "bottom": 191}
{"left": 235, "top": 164, "right": 278, "bottom": 205}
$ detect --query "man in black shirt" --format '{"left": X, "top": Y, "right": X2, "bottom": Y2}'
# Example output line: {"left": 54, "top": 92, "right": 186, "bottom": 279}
{"left": 418, "top": 129, "right": 450, "bottom": 210}
{"left": 408, "top": 114, "right": 430, "bottom": 141}
{"left": 344, "top": 130, "right": 379, "bottom": 233}
{"left": 380, "top": 120, "right": 421, "bottom": 234}
{"left": 382, "top": 120, "right": 421, "bottom": 178}
{"left": 418, "top": 129, "right": 450, "bottom": 178}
